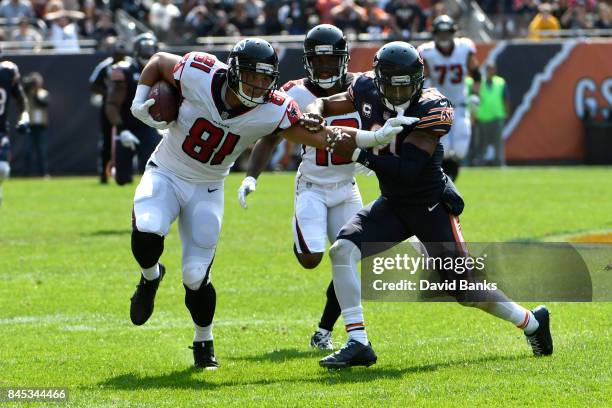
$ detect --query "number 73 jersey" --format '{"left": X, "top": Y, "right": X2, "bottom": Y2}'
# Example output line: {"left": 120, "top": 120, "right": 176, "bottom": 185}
{"left": 150, "top": 52, "right": 301, "bottom": 182}
{"left": 417, "top": 38, "right": 475, "bottom": 107}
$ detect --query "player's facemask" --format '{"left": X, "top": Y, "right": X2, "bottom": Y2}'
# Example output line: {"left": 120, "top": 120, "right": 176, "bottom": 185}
{"left": 229, "top": 57, "right": 279, "bottom": 108}
{"left": 434, "top": 32, "right": 454, "bottom": 50}
{"left": 375, "top": 73, "right": 421, "bottom": 112}
{"left": 303, "top": 48, "right": 349, "bottom": 89}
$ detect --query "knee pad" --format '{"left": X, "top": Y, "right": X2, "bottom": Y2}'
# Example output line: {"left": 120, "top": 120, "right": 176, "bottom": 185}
{"left": 0, "top": 161, "right": 10, "bottom": 181}
{"left": 329, "top": 239, "right": 361, "bottom": 264}
{"left": 185, "top": 282, "right": 216, "bottom": 327}
{"left": 182, "top": 258, "right": 214, "bottom": 291}
{"left": 131, "top": 230, "right": 164, "bottom": 269}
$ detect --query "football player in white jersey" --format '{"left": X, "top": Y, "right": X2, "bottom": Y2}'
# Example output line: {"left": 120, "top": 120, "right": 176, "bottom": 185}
{"left": 127, "top": 38, "right": 413, "bottom": 369}
{"left": 418, "top": 15, "right": 481, "bottom": 180}
{"left": 238, "top": 25, "right": 427, "bottom": 351}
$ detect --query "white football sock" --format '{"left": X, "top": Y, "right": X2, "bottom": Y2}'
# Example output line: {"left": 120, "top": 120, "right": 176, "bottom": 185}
{"left": 488, "top": 302, "right": 539, "bottom": 335}
{"left": 317, "top": 327, "right": 330, "bottom": 336}
{"left": 142, "top": 263, "right": 160, "bottom": 281}
{"left": 194, "top": 323, "right": 213, "bottom": 342}
{"left": 343, "top": 306, "right": 368, "bottom": 345}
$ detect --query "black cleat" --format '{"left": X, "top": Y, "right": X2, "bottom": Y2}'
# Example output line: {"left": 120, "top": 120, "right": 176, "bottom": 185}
{"left": 129, "top": 264, "right": 165, "bottom": 325}
{"left": 525, "top": 305, "right": 553, "bottom": 356}
{"left": 319, "top": 339, "right": 377, "bottom": 369}
{"left": 190, "top": 340, "right": 219, "bottom": 370}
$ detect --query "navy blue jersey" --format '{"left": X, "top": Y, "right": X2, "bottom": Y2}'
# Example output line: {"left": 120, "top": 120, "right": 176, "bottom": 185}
{"left": 0, "top": 61, "right": 20, "bottom": 134}
{"left": 109, "top": 60, "right": 146, "bottom": 131}
{"left": 348, "top": 72, "right": 454, "bottom": 205}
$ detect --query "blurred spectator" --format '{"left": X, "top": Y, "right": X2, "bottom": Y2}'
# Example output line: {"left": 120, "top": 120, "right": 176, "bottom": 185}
{"left": 208, "top": 10, "right": 240, "bottom": 36}
{"left": 262, "top": 0, "right": 283, "bottom": 34}
{"left": 92, "top": 9, "right": 118, "bottom": 43}
{"left": 0, "top": 0, "right": 35, "bottom": 24}
{"left": 560, "top": 0, "right": 591, "bottom": 29}
{"left": 278, "top": 1, "right": 315, "bottom": 34}
{"left": 231, "top": 0, "right": 257, "bottom": 35}
{"left": 363, "top": 0, "right": 393, "bottom": 37}
{"left": 528, "top": 3, "right": 561, "bottom": 39}
{"left": 426, "top": 1, "right": 447, "bottom": 31}
{"left": 23, "top": 72, "right": 50, "bottom": 177}
{"left": 149, "top": 0, "right": 181, "bottom": 40}
{"left": 47, "top": 12, "right": 81, "bottom": 51}
{"left": 316, "top": 0, "right": 342, "bottom": 24}
{"left": 468, "top": 62, "right": 510, "bottom": 166}
{"left": 11, "top": 16, "right": 42, "bottom": 50}
{"left": 593, "top": 2, "right": 611, "bottom": 29}
{"left": 330, "top": 0, "right": 367, "bottom": 35}
{"left": 244, "top": 0, "right": 264, "bottom": 21}
{"left": 184, "top": 5, "right": 215, "bottom": 38}
{"left": 517, "top": 0, "right": 540, "bottom": 35}
{"left": 385, "top": 0, "right": 425, "bottom": 39}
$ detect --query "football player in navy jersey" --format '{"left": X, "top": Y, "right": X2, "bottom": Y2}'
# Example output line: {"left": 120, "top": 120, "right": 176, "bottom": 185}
{"left": 0, "top": 59, "right": 30, "bottom": 206}
{"left": 303, "top": 42, "right": 553, "bottom": 368}
{"left": 105, "top": 33, "right": 161, "bottom": 185}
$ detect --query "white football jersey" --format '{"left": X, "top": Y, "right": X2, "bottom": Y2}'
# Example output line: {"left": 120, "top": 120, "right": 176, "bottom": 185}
{"left": 151, "top": 52, "right": 300, "bottom": 182}
{"left": 281, "top": 77, "right": 362, "bottom": 185}
{"left": 418, "top": 38, "right": 475, "bottom": 107}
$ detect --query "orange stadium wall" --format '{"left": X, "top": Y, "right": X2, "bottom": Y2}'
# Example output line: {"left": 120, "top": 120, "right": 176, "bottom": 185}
{"left": 5, "top": 40, "right": 611, "bottom": 174}
{"left": 350, "top": 40, "right": 612, "bottom": 163}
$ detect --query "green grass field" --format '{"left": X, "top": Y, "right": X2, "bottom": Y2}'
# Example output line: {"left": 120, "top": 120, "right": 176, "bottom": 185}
{"left": 1, "top": 167, "right": 611, "bottom": 407}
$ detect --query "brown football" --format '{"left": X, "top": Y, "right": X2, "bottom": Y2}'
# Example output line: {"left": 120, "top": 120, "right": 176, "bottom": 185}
{"left": 147, "top": 80, "right": 181, "bottom": 122}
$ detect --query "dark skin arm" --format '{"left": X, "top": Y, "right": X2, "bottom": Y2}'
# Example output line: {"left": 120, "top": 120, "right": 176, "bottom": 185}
{"left": 11, "top": 74, "right": 28, "bottom": 119}
{"left": 467, "top": 52, "right": 480, "bottom": 94}
{"left": 305, "top": 91, "right": 357, "bottom": 118}
{"left": 105, "top": 75, "right": 126, "bottom": 128}
{"left": 246, "top": 133, "right": 282, "bottom": 179}
{"left": 139, "top": 52, "right": 181, "bottom": 88}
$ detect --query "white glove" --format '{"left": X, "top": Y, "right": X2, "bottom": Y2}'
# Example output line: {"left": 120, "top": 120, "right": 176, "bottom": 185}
{"left": 119, "top": 130, "right": 140, "bottom": 151}
{"left": 237, "top": 176, "right": 257, "bottom": 209}
{"left": 130, "top": 84, "right": 169, "bottom": 130}
{"left": 355, "top": 116, "right": 419, "bottom": 148}
{"left": 469, "top": 94, "right": 480, "bottom": 107}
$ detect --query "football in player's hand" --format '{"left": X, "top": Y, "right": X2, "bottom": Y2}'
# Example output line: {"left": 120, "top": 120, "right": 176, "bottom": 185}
{"left": 147, "top": 81, "right": 180, "bottom": 122}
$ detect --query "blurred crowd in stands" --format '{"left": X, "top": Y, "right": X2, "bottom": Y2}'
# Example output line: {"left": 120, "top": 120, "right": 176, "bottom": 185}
{"left": 479, "top": 0, "right": 611, "bottom": 38}
{"left": 0, "top": 0, "right": 610, "bottom": 51}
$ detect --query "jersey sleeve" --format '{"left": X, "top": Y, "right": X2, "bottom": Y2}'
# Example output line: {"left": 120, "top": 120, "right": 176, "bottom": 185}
{"left": 347, "top": 73, "right": 375, "bottom": 110}
{"left": 414, "top": 98, "right": 454, "bottom": 136}
{"left": 275, "top": 94, "right": 302, "bottom": 131}
{"left": 173, "top": 52, "right": 219, "bottom": 102}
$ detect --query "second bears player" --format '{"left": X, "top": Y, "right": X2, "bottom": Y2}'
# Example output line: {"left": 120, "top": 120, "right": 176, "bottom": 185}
{"left": 105, "top": 33, "right": 161, "bottom": 185}
{"left": 418, "top": 15, "right": 481, "bottom": 180}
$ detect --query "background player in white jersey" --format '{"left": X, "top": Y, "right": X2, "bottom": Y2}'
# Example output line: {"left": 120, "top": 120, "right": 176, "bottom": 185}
{"left": 239, "top": 25, "right": 428, "bottom": 351}
{"left": 418, "top": 15, "right": 481, "bottom": 180}
{"left": 238, "top": 25, "right": 363, "bottom": 351}
{"left": 128, "top": 38, "right": 411, "bottom": 369}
